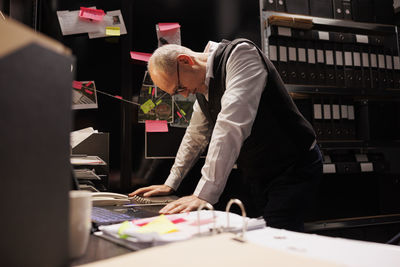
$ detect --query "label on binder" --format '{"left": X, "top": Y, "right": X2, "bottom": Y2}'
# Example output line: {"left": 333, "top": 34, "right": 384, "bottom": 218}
{"left": 356, "top": 35, "right": 369, "bottom": 44}
{"left": 289, "top": 47, "right": 297, "bottom": 61}
{"left": 277, "top": 27, "right": 291, "bottom": 37}
{"left": 360, "top": 162, "right": 373, "bottom": 172}
{"left": 318, "top": 31, "right": 329, "bottom": 40}
{"left": 323, "top": 164, "right": 336, "bottom": 173}
{"left": 269, "top": 45, "right": 278, "bottom": 61}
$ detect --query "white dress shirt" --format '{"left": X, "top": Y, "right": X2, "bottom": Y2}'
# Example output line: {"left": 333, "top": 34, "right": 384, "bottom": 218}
{"left": 164, "top": 41, "right": 268, "bottom": 204}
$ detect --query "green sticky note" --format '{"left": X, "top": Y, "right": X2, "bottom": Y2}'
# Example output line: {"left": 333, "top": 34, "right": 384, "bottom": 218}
{"left": 148, "top": 86, "right": 152, "bottom": 94}
{"left": 105, "top": 26, "right": 120, "bottom": 36}
{"left": 180, "top": 109, "right": 186, "bottom": 116}
{"left": 141, "top": 99, "right": 155, "bottom": 114}
{"left": 156, "top": 99, "right": 162, "bottom": 105}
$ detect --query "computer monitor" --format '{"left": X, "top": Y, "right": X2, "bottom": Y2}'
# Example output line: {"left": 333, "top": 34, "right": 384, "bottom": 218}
{"left": 0, "top": 19, "right": 73, "bottom": 266}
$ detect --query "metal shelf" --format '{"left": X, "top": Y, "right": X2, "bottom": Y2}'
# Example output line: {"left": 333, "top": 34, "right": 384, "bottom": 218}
{"left": 262, "top": 11, "right": 397, "bottom": 35}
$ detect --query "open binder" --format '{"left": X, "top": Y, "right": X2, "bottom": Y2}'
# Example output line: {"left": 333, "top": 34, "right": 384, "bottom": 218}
{"left": 95, "top": 199, "right": 266, "bottom": 250}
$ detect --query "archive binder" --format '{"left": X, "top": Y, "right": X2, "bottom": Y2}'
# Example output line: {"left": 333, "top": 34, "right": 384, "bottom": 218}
{"left": 324, "top": 42, "right": 336, "bottom": 86}
{"left": 343, "top": 44, "right": 355, "bottom": 88}
{"left": 315, "top": 41, "right": 326, "bottom": 85}
{"left": 334, "top": 42, "right": 345, "bottom": 87}
{"left": 332, "top": 0, "right": 344, "bottom": 19}
{"left": 309, "top": 0, "right": 333, "bottom": 18}
{"left": 297, "top": 40, "right": 308, "bottom": 85}
{"left": 277, "top": 38, "right": 289, "bottom": 83}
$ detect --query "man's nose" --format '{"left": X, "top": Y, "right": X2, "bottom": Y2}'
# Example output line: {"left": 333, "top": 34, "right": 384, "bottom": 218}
{"left": 180, "top": 90, "right": 189, "bottom": 98}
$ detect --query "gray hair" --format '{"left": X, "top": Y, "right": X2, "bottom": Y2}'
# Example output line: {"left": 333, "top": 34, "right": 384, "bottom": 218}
{"left": 148, "top": 44, "right": 194, "bottom": 76}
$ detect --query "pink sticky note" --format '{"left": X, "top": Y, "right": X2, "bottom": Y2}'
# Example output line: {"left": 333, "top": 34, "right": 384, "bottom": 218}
{"left": 158, "top": 23, "right": 181, "bottom": 33}
{"left": 79, "top": 7, "right": 105, "bottom": 21}
{"left": 72, "top": 81, "right": 82, "bottom": 89}
{"left": 145, "top": 120, "right": 168, "bottom": 133}
{"left": 115, "top": 95, "right": 123, "bottom": 99}
{"left": 130, "top": 51, "right": 152, "bottom": 62}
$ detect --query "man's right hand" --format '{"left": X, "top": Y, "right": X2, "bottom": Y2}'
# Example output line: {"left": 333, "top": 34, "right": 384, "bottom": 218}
{"left": 128, "top": 184, "right": 174, "bottom": 198}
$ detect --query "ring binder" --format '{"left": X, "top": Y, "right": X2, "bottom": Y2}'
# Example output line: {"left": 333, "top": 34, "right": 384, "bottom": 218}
{"left": 225, "top": 199, "right": 247, "bottom": 242}
{"left": 196, "top": 202, "right": 217, "bottom": 236}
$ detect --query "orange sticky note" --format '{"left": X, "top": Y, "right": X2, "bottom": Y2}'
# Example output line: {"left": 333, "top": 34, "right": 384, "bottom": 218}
{"left": 158, "top": 23, "right": 180, "bottom": 32}
{"left": 79, "top": 7, "right": 105, "bottom": 21}
{"left": 130, "top": 52, "right": 152, "bottom": 62}
{"left": 145, "top": 120, "right": 168, "bottom": 133}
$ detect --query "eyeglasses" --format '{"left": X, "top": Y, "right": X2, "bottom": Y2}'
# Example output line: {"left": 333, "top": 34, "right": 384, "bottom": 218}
{"left": 172, "top": 61, "right": 187, "bottom": 96}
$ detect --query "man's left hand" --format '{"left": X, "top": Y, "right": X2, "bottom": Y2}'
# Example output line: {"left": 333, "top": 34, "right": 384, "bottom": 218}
{"left": 159, "top": 195, "right": 209, "bottom": 214}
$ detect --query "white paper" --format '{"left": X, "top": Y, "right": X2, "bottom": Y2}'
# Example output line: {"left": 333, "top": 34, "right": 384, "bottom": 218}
{"left": 88, "top": 10, "right": 127, "bottom": 38}
{"left": 70, "top": 127, "right": 98, "bottom": 148}
{"left": 57, "top": 7, "right": 104, "bottom": 36}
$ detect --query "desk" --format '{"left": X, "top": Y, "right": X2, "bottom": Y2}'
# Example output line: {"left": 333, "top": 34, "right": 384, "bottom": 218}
{"left": 71, "top": 234, "right": 131, "bottom": 266}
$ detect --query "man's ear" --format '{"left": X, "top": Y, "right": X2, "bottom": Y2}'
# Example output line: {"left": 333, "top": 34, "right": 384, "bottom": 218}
{"left": 177, "top": 54, "right": 194, "bottom": 65}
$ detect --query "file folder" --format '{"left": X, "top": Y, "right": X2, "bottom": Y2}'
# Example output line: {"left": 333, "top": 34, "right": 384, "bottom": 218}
{"left": 369, "top": 47, "right": 379, "bottom": 88}
{"left": 288, "top": 44, "right": 299, "bottom": 84}
{"left": 343, "top": 44, "right": 354, "bottom": 88}
{"left": 324, "top": 42, "right": 336, "bottom": 86}
{"left": 393, "top": 55, "right": 400, "bottom": 88}
{"left": 352, "top": 0, "right": 374, "bottom": 23}
{"left": 332, "top": 0, "right": 344, "bottom": 19}
{"left": 353, "top": 46, "right": 363, "bottom": 88}
{"left": 342, "top": 0, "right": 353, "bottom": 20}
{"left": 312, "top": 97, "right": 324, "bottom": 139}
{"left": 277, "top": 38, "right": 289, "bottom": 83}
{"left": 315, "top": 41, "right": 326, "bottom": 85}
{"left": 332, "top": 98, "right": 342, "bottom": 139}
{"left": 323, "top": 99, "right": 333, "bottom": 140}
{"left": 334, "top": 42, "right": 345, "bottom": 87}
{"left": 276, "top": 0, "right": 286, "bottom": 12}
{"left": 309, "top": 0, "right": 333, "bottom": 18}
{"left": 263, "top": 0, "right": 277, "bottom": 11}
{"left": 306, "top": 40, "right": 318, "bottom": 85}
{"left": 286, "top": 0, "right": 309, "bottom": 15}
{"left": 297, "top": 40, "right": 308, "bottom": 85}
{"left": 360, "top": 44, "right": 372, "bottom": 89}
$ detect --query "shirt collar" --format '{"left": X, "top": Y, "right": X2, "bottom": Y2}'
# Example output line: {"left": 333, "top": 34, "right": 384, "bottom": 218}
{"left": 204, "top": 41, "right": 219, "bottom": 88}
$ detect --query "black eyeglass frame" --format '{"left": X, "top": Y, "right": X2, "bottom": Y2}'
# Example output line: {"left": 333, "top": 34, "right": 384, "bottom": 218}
{"left": 172, "top": 61, "right": 187, "bottom": 96}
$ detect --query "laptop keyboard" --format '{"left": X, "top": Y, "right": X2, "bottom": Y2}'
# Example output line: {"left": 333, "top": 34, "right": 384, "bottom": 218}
{"left": 92, "top": 207, "right": 132, "bottom": 224}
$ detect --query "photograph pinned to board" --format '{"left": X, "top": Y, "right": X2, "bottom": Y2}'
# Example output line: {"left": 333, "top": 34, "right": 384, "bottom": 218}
{"left": 72, "top": 80, "right": 98, "bottom": 110}
{"left": 88, "top": 10, "right": 127, "bottom": 39}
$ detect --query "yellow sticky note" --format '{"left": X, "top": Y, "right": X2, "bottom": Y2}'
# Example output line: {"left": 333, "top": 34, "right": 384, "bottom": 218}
{"left": 156, "top": 99, "right": 162, "bottom": 105}
{"left": 140, "top": 99, "right": 155, "bottom": 114}
{"left": 180, "top": 109, "right": 186, "bottom": 116}
{"left": 137, "top": 215, "right": 178, "bottom": 235}
{"left": 106, "top": 26, "right": 120, "bottom": 36}
{"left": 118, "top": 221, "right": 131, "bottom": 239}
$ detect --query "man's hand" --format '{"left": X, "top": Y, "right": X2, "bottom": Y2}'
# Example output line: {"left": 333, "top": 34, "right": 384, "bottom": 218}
{"left": 128, "top": 184, "right": 174, "bottom": 197}
{"left": 159, "top": 195, "right": 209, "bottom": 214}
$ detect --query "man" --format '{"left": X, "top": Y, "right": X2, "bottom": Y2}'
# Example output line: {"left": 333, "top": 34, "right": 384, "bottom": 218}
{"left": 130, "top": 39, "right": 322, "bottom": 232}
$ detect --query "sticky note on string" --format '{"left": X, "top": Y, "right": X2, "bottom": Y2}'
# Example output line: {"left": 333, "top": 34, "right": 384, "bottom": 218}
{"left": 145, "top": 120, "right": 168, "bottom": 133}
{"left": 156, "top": 99, "right": 162, "bottom": 106}
{"left": 158, "top": 22, "right": 181, "bottom": 33}
{"left": 106, "top": 26, "right": 120, "bottom": 36}
{"left": 180, "top": 109, "right": 186, "bottom": 116}
{"left": 72, "top": 80, "right": 82, "bottom": 90}
{"left": 79, "top": 7, "right": 105, "bottom": 21}
{"left": 136, "top": 215, "right": 178, "bottom": 235}
{"left": 130, "top": 51, "right": 152, "bottom": 62}
{"left": 140, "top": 99, "right": 155, "bottom": 114}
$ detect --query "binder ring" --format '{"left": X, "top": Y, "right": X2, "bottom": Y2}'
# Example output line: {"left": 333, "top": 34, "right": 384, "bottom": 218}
{"left": 196, "top": 202, "right": 216, "bottom": 236}
{"left": 226, "top": 199, "right": 247, "bottom": 241}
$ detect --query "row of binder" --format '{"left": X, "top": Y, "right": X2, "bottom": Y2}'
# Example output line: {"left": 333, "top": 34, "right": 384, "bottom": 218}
{"left": 267, "top": 35, "right": 400, "bottom": 88}
{"left": 267, "top": 26, "right": 396, "bottom": 49}
{"left": 262, "top": 0, "right": 394, "bottom": 24}
{"left": 312, "top": 97, "right": 356, "bottom": 140}
{"left": 322, "top": 152, "right": 388, "bottom": 174}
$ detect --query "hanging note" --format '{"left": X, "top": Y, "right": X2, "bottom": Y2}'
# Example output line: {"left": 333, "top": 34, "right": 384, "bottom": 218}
{"left": 79, "top": 7, "right": 105, "bottom": 21}
{"left": 140, "top": 99, "right": 155, "bottom": 114}
{"left": 105, "top": 26, "right": 120, "bottom": 36}
{"left": 130, "top": 52, "right": 152, "bottom": 62}
{"left": 145, "top": 120, "right": 168, "bottom": 133}
{"left": 158, "top": 22, "right": 181, "bottom": 33}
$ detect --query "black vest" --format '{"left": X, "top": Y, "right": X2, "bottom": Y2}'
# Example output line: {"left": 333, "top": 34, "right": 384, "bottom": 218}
{"left": 196, "top": 39, "right": 316, "bottom": 179}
